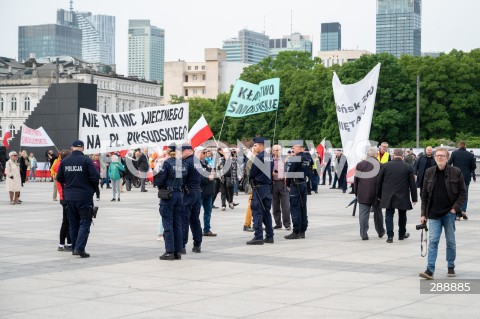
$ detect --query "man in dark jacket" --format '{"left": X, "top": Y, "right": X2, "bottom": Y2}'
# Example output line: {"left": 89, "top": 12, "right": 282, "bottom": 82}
{"left": 198, "top": 148, "right": 216, "bottom": 236}
{"left": 135, "top": 149, "right": 149, "bottom": 192}
{"left": 56, "top": 140, "right": 100, "bottom": 258}
{"left": 413, "top": 146, "right": 436, "bottom": 193}
{"left": 419, "top": 147, "right": 466, "bottom": 280}
{"left": 354, "top": 147, "right": 385, "bottom": 240}
{"left": 377, "top": 148, "right": 417, "bottom": 243}
{"left": 448, "top": 141, "right": 476, "bottom": 220}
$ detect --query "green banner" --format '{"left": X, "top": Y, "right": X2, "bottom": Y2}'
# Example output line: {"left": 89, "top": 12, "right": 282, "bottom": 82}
{"left": 225, "top": 78, "right": 280, "bottom": 117}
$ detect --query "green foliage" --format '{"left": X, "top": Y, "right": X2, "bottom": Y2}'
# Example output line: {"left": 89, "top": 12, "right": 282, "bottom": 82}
{"left": 182, "top": 49, "right": 480, "bottom": 146}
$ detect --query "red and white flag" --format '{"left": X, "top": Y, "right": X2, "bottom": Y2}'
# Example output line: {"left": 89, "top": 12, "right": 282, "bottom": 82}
{"left": 316, "top": 138, "right": 326, "bottom": 164}
{"left": 188, "top": 115, "right": 213, "bottom": 149}
{"left": 2, "top": 131, "right": 12, "bottom": 149}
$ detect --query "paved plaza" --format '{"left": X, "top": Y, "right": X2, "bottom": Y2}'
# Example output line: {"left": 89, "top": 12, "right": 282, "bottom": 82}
{"left": 1, "top": 181, "right": 479, "bottom": 318}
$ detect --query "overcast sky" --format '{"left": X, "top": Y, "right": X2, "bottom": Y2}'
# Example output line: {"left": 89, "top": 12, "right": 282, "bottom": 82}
{"left": 1, "top": 0, "right": 478, "bottom": 75}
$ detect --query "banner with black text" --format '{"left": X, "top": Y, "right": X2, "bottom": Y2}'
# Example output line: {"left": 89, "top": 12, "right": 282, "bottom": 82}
{"left": 79, "top": 103, "right": 189, "bottom": 154}
{"left": 226, "top": 78, "right": 280, "bottom": 117}
{"left": 333, "top": 63, "right": 381, "bottom": 182}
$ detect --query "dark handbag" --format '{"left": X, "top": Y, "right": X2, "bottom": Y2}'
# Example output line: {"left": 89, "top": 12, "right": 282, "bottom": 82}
{"left": 158, "top": 188, "right": 172, "bottom": 200}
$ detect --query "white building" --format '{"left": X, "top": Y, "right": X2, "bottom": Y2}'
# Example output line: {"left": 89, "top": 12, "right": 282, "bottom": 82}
{"left": 317, "top": 50, "right": 372, "bottom": 67}
{"left": 164, "top": 48, "right": 248, "bottom": 101}
{"left": 0, "top": 56, "right": 161, "bottom": 140}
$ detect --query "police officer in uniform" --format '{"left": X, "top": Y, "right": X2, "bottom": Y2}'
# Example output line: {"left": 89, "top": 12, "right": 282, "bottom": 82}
{"left": 56, "top": 140, "right": 100, "bottom": 258}
{"left": 181, "top": 144, "right": 203, "bottom": 253}
{"left": 156, "top": 144, "right": 184, "bottom": 260}
{"left": 246, "top": 137, "right": 274, "bottom": 245}
{"left": 285, "top": 141, "right": 309, "bottom": 239}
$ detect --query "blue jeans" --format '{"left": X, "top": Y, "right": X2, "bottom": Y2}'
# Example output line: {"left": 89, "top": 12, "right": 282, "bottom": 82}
{"left": 202, "top": 196, "right": 213, "bottom": 233}
{"left": 385, "top": 208, "right": 407, "bottom": 238}
{"left": 461, "top": 183, "right": 470, "bottom": 212}
{"left": 427, "top": 212, "right": 456, "bottom": 273}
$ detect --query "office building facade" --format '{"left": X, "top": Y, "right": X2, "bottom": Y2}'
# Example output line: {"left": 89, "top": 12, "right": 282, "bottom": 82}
{"left": 376, "top": 0, "right": 422, "bottom": 57}
{"left": 269, "top": 33, "right": 312, "bottom": 58}
{"left": 18, "top": 24, "right": 82, "bottom": 62}
{"left": 57, "top": 9, "right": 115, "bottom": 65}
{"left": 128, "top": 20, "right": 165, "bottom": 82}
{"left": 223, "top": 29, "right": 269, "bottom": 64}
{"left": 320, "top": 23, "right": 341, "bottom": 51}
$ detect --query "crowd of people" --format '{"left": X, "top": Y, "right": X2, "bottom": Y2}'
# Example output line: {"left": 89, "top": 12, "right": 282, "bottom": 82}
{"left": 2, "top": 139, "right": 477, "bottom": 279}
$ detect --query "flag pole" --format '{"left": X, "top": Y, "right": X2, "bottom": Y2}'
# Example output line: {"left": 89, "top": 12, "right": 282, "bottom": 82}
{"left": 272, "top": 108, "right": 279, "bottom": 145}
{"left": 217, "top": 114, "right": 227, "bottom": 144}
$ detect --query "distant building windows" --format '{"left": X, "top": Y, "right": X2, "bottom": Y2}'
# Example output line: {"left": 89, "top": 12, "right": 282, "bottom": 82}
{"left": 201, "top": 65, "right": 205, "bottom": 70}
{"left": 193, "top": 75, "right": 198, "bottom": 81}
{"left": 188, "top": 66, "right": 191, "bottom": 70}
{"left": 0, "top": 126, "right": 2, "bottom": 137}
{"left": 11, "top": 97, "right": 17, "bottom": 111}
{"left": 184, "top": 89, "right": 188, "bottom": 96}
{"left": 24, "top": 96, "right": 30, "bottom": 111}
{"left": 9, "top": 124, "right": 16, "bottom": 137}
{"left": 194, "top": 66, "right": 198, "bottom": 70}
{"left": 0, "top": 97, "right": 3, "bottom": 111}
{"left": 193, "top": 89, "right": 197, "bottom": 95}
{"left": 202, "top": 89, "right": 206, "bottom": 94}
{"left": 184, "top": 75, "right": 188, "bottom": 82}
{"left": 202, "top": 75, "right": 206, "bottom": 80}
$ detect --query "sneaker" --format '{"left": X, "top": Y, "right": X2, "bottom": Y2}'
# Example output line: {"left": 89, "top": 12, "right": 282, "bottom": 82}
{"left": 263, "top": 237, "right": 274, "bottom": 244}
{"left": 159, "top": 252, "right": 175, "bottom": 260}
{"left": 57, "top": 245, "right": 65, "bottom": 251}
{"left": 117, "top": 198, "right": 120, "bottom": 202}
{"left": 285, "top": 226, "right": 292, "bottom": 231}
{"left": 300, "top": 232, "right": 306, "bottom": 239}
{"left": 447, "top": 267, "right": 456, "bottom": 277}
{"left": 243, "top": 226, "right": 254, "bottom": 232}
{"left": 229, "top": 203, "right": 234, "bottom": 209}
{"left": 96, "top": 197, "right": 100, "bottom": 201}
{"left": 386, "top": 237, "right": 393, "bottom": 243}
{"left": 233, "top": 202, "right": 239, "bottom": 206}
{"left": 212, "top": 205, "right": 219, "bottom": 209}
{"left": 378, "top": 230, "right": 386, "bottom": 238}
{"left": 64, "top": 245, "right": 72, "bottom": 252}
{"left": 221, "top": 206, "right": 226, "bottom": 211}
{"left": 456, "top": 216, "right": 461, "bottom": 221}
{"left": 399, "top": 232, "right": 410, "bottom": 240}
{"left": 419, "top": 269, "right": 434, "bottom": 280}
{"left": 157, "top": 234, "right": 164, "bottom": 241}
{"left": 111, "top": 198, "right": 116, "bottom": 201}
{"left": 273, "top": 225, "right": 282, "bottom": 229}
{"left": 284, "top": 232, "right": 301, "bottom": 240}
{"left": 192, "top": 246, "right": 201, "bottom": 253}
{"left": 462, "top": 213, "right": 468, "bottom": 220}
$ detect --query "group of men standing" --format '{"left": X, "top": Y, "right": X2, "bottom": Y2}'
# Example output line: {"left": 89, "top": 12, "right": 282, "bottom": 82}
{"left": 354, "top": 141, "right": 476, "bottom": 280}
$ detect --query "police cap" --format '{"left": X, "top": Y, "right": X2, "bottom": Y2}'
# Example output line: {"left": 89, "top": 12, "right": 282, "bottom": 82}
{"left": 72, "top": 140, "right": 84, "bottom": 147}
{"left": 253, "top": 137, "right": 266, "bottom": 144}
{"left": 181, "top": 144, "right": 193, "bottom": 151}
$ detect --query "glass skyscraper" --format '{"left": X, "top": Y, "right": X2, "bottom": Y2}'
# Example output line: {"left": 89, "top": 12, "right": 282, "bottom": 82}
{"left": 223, "top": 29, "right": 269, "bottom": 64}
{"left": 269, "top": 33, "right": 312, "bottom": 59}
{"left": 57, "top": 9, "right": 115, "bottom": 65}
{"left": 376, "top": 0, "right": 422, "bottom": 57}
{"left": 128, "top": 20, "right": 165, "bottom": 82}
{"left": 18, "top": 24, "right": 82, "bottom": 62}
{"left": 320, "top": 23, "right": 341, "bottom": 51}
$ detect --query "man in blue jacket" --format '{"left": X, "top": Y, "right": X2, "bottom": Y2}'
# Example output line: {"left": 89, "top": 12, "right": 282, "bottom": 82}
{"left": 56, "top": 140, "right": 100, "bottom": 258}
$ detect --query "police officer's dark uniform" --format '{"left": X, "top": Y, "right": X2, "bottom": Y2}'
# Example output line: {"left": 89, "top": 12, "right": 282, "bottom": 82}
{"left": 247, "top": 137, "right": 274, "bottom": 245}
{"left": 285, "top": 141, "right": 309, "bottom": 239}
{"left": 181, "top": 144, "right": 203, "bottom": 253}
{"left": 56, "top": 140, "right": 100, "bottom": 258}
{"left": 155, "top": 145, "right": 184, "bottom": 260}
{"left": 304, "top": 148, "right": 314, "bottom": 195}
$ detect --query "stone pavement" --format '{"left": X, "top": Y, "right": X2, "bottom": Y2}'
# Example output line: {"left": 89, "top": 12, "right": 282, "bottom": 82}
{"left": 1, "top": 180, "right": 479, "bottom": 318}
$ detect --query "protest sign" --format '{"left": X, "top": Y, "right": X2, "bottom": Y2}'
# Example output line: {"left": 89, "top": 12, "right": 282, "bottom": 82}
{"left": 20, "top": 125, "right": 55, "bottom": 147}
{"left": 333, "top": 63, "right": 381, "bottom": 182}
{"left": 79, "top": 103, "right": 189, "bottom": 154}
{"left": 226, "top": 78, "right": 280, "bottom": 117}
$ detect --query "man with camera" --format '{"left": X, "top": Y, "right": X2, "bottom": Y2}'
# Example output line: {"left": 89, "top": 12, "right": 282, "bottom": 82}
{"left": 419, "top": 147, "right": 466, "bottom": 279}
{"left": 56, "top": 140, "right": 100, "bottom": 258}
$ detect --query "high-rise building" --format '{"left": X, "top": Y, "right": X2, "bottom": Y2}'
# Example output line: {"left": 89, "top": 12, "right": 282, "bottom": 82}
{"left": 57, "top": 9, "right": 115, "bottom": 65}
{"left": 18, "top": 24, "right": 82, "bottom": 62}
{"left": 128, "top": 20, "right": 165, "bottom": 82}
{"left": 223, "top": 29, "right": 269, "bottom": 64}
{"left": 320, "top": 23, "right": 341, "bottom": 51}
{"left": 376, "top": 0, "right": 422, "bottom": 57}
{"left": 269, "top": 33, "right": 312, "bottom": 58}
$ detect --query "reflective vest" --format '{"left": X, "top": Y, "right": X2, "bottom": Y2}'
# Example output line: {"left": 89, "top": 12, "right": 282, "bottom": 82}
{"left": 377, "top": 152, "right": 390, "bottom": 164}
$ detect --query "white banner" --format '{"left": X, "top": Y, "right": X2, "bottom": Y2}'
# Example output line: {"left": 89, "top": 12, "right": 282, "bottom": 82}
{"left": 333, "top": 63, "right": 381, "bottom": 182}
{"left": 79, "top": 103, "right": 189, "bottom": 154}
{"left": 20, "top": 125, "right": 55, "bottom": 147}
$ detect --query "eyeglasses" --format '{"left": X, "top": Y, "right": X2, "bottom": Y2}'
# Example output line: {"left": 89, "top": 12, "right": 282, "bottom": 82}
{"left": 12, "top": 154, "right": 18, "bottom": 156}
{"left": 435, "top": 154, "right": 447, "bottom": 158}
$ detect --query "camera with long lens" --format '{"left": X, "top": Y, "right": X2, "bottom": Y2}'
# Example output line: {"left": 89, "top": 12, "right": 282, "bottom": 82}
{"left": 416, "top": 223, "right": 428, "bottom": 231}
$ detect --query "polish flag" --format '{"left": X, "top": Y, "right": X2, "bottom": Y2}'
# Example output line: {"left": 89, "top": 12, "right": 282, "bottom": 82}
{"left": 316, "top": 138, "right": 326, "bottom": 164}
{"left": 2, "top": 131, "right": 12, "bottom": 149}
{"left": 188, "top": 115, "right": 213, "bottom": 149}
